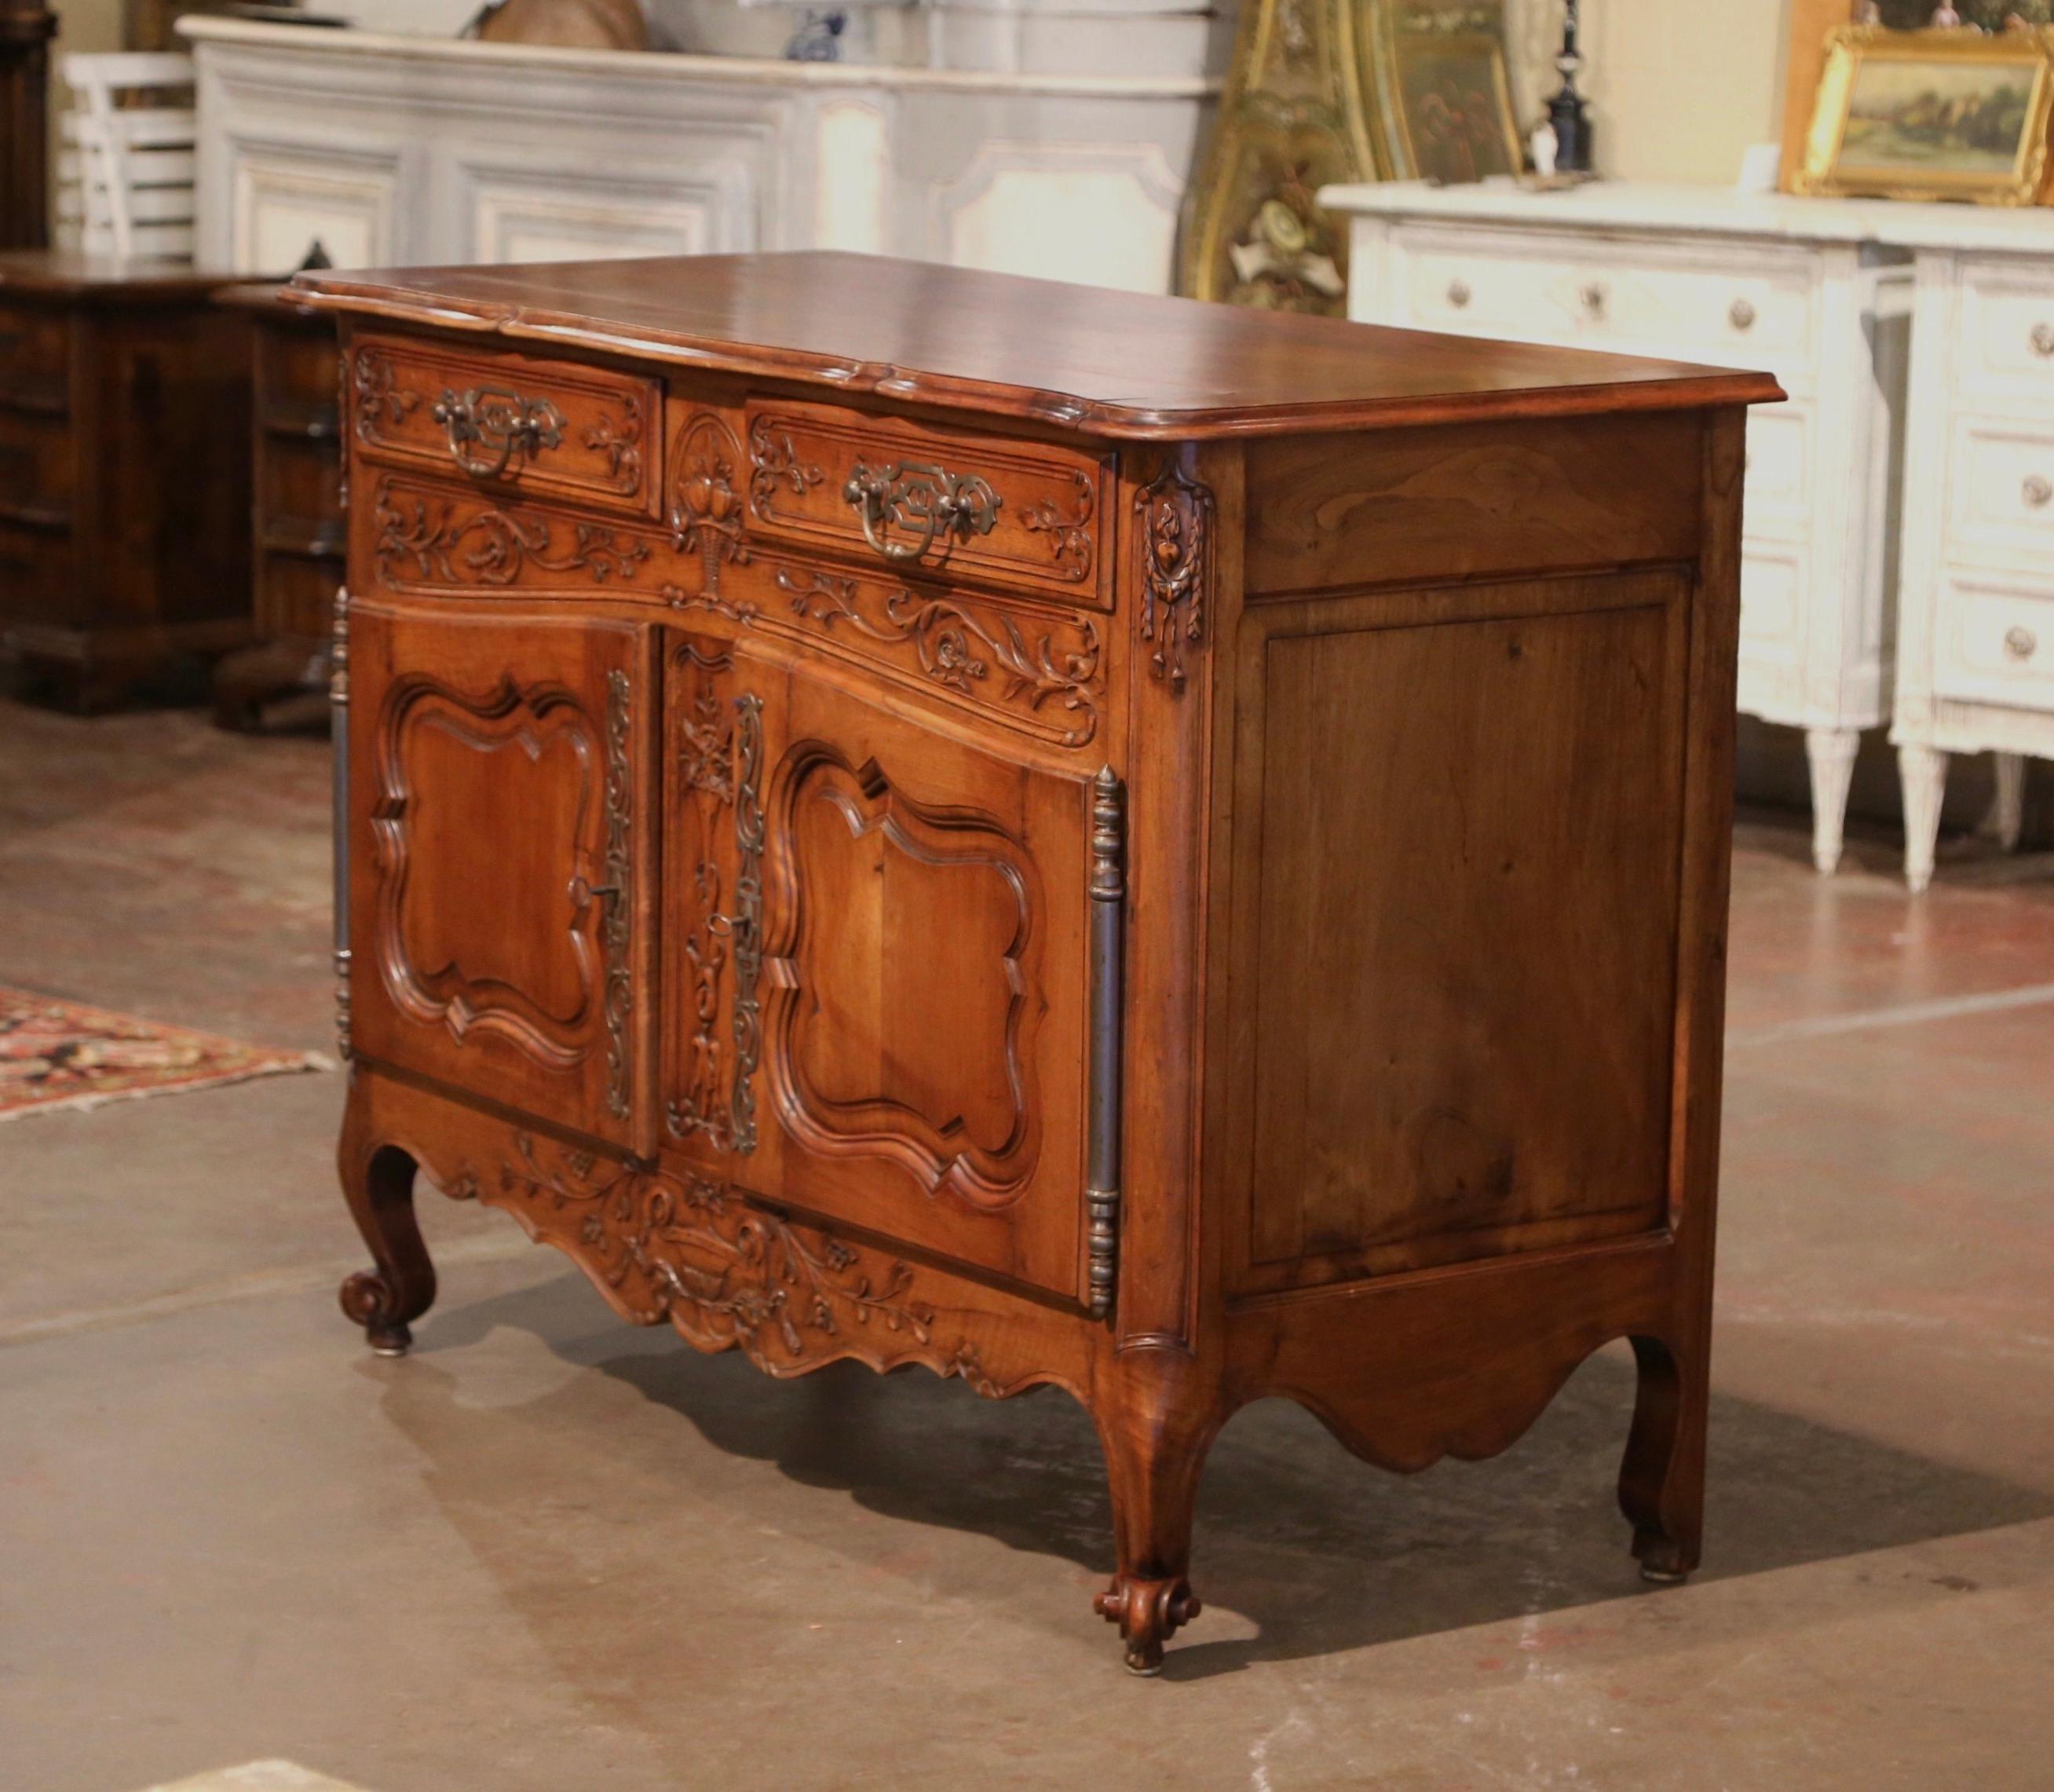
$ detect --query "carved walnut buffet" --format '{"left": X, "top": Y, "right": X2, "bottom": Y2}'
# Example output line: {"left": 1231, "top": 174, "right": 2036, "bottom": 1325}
{"left": 298, "top": 252, "right": 1780, "bottom": 1673}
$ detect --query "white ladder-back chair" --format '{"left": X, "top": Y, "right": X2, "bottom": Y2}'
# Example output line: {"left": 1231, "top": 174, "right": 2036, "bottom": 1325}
{"left": 55, "top": 52, "right": 198, "bottom": 262}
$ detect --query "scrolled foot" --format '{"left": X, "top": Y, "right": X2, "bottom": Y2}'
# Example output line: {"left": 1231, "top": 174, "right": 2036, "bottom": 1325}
{"left": 1095, "top": 1572, "right": 1202, "bottom": 1675}
{"left": 340, "top": 1270, "right": 416, "bottom": 1356}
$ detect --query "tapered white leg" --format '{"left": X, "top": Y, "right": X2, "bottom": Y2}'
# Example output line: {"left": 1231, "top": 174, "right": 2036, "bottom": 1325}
{"left": 1805, "top": 727, "right": 1861, "bottom": 875}
{"left": 1899, "top": 745, "right": 1949, "bottom": 895}
{"left": 1979, "top": 752, "right": 2027, "bottom": 854}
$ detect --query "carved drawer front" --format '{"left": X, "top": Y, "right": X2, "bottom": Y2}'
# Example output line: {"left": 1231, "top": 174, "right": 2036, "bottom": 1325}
{"left": 0, "top": 410, "right": 74, "bottom": 535}
{"left": 0, "top": 305, "right": 70, "bottom": 416}
{"left": 349, "top": 605, "right": 655, "bottom": 1148}
{"left": 743, "top": 398, "right": 1111, "bottom": 605}
{"left": 364, "top": 471, "right": 671, "bottom": 599}
{"left": 1932, "top": 572, "right": 2054, "bottom": 715}
{"left": 351, "top": 335, "right": 660, "bottom": 518}
{"left": 660, "top": 632, "right": 1109, "bottom": 1306}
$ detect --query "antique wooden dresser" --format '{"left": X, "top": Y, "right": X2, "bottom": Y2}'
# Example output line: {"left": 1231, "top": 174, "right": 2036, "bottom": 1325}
{"left": 0, "top": 252, "right": 255, "bottom": 709}
{"left": 299, "top": 253, "right": 1779, "bottom": 1673}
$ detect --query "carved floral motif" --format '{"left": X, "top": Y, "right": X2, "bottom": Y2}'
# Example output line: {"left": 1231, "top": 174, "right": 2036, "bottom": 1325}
{"left": 598, "top": 671, "right": 633, "bottom": 1121}
{"left": 373, "top": 481, "right": 651, "bottom": 591}
{"left": 492, "top": 1131, "right": 949, "bottom": 1373}
{"left": 353, "top": 348, "right": 422, "bottom": 441}
{"left": 776, "top": 565, "right": 1104, "bottom": 746}
{"left": 582, "top": 396, "right": 645, "bottom": 491}
{"left": 1018, "top": 470, "right": 1098, "bottom": 581}
{"left": 669, "top": 411, "right": 751, "bottom": 593}
{"left": 747, "top": 415, "right": 825, "bottom": 514}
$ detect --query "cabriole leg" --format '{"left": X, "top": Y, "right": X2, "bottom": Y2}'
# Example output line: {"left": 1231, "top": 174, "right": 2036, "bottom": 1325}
{"left": 1804, "top": 726, "right": 1860, "bottom": 876}
{"left": 1617, "top": 1334, "right": 1707, "bottom": 1585}
{"left": 1091, "top": 1362, "right": 1221, "bottom": 1674}
{"left": 337, "top": 1077, "right": 436, "bottom": 1356}
{"left": 1899, "top": 744, "right": 1949, "bottom": 895}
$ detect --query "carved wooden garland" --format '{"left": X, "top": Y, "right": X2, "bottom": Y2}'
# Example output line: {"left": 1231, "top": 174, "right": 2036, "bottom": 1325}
{"left": 1135, "top": 460, "right": 1215, "bottom": 694}
{"left": 666, "top": 644, "right": 764, "bottom": 1157}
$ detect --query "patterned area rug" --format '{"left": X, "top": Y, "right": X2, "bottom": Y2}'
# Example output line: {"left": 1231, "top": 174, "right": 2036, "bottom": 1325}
{"left": 0, "top": 989, "right": 327, "bottom": 1122}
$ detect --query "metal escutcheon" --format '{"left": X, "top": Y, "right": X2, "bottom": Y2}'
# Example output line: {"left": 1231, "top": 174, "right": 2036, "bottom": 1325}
{"left": 432, "top": 386, "right": 566, "bottom": 481}
{"left": 842, "top": 459, "right": 1002, "bottom": 562}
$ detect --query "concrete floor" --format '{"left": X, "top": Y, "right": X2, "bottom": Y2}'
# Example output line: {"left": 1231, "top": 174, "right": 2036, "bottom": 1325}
{"left": 2, "top": 693, "right": 2052, "bottom": 1792}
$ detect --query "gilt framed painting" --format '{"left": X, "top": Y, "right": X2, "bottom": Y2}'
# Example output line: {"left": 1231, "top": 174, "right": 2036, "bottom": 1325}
{"left": 1797, "top": 25, "right": 2054, "bottom": 204}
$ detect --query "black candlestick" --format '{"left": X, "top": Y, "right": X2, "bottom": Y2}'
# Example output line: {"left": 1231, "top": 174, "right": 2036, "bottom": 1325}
{"left": 1547, "top": 0, "right": 1595, "bottom": 175}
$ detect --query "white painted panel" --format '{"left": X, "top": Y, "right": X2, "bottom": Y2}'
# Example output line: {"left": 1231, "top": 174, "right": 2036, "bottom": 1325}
{"left": 939, "top": 146, "right": 1179, "bottom": 294}
{"left": 230, "top": 145, "right": 397, "bottom": 273}
{"left": 815, "top": 99, "right": 888, "bottom": 255}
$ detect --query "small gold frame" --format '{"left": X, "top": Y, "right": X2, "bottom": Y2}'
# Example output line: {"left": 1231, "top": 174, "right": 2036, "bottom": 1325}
{"left": 1796, "top": 24, "right": 2054, "bottom": 206}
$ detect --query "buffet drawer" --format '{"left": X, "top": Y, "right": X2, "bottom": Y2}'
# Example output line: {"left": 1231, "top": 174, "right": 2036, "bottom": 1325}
{"left": 1933, "top": 572, "right": 2054, "bottom": 714}
{"left": 742, "top": 398, "right": 1112, "bottom": 605}
{"left": 1739, "top": 542, "right": 1804, "bottom": 663}
{"left": 1394, "top": 229, "right": 1817, "bottom": 368}
{"left": 1742, "top": 400, "right": 1811, "bottom": 539}
{"left": 1957, "top": 259, "right": 2054, "bottom": 406}
{"left": 0, "top": 305, "right": 70, "bottom": 416}
{"left": 361, "top": 470, "right": 667, "bottom": 599}
{"left": 349, "top": 334, "right": 660, "bottom": 518}
{"left": 0, "top": 409, "right": 73, "bottom": 533}
{"left": 1946, "top": 419, "right": 2054, "bottom": 561}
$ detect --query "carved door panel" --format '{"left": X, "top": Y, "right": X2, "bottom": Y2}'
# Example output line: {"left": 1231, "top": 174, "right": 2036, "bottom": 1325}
{"left": 349, "top": 605, "right": 653, "bottom": 1149}
{"left": 661, "top": 635, "right": 1104, "bottom": 1305}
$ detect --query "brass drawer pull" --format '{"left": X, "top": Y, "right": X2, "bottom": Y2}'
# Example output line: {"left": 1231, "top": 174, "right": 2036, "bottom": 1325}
{"left": 2031, "top": 322, "right": 2054, "bottom": 358}
{"left": 1446, "top": 279, "right": 1471, "bottom": 309}
{"left": 1729, "top": 298, "right": 1757, "bottom": 332}
{"left": 2005, "top": 625, "right": 2038, "bottom": 661}
{"left": 431, "top": 385, "right": 566, "bottom": 481}
{"left": 842, "top": 459, "right": 1003, "bottom": 562}
{"left": 2025, "top": 474, "right": 2053, "bottom": 510}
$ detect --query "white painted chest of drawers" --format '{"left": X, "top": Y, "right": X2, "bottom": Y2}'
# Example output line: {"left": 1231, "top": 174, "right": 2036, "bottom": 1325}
{"left": 1324, "top": 182, "right": 1910, "bottom": 877}
{"left": 1879, "top": 209, "right": 2054, "bottom": 889}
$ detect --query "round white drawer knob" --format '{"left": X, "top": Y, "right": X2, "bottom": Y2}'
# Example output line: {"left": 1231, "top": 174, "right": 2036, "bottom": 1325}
{"left": 1730, "top": 298, "right": 1757, "bottom": 332}
{"left": 1446, "top": 279, "right": 1471, "bottom": 309}
{"left": 2032, "top": 323, "right": 2054, "bottom": 357}
{"left": 2005, "top": 625, "right": 2038, "bottom": 661}
{"left": 2025, "top": 475, "right": 2054, "bottom": 510}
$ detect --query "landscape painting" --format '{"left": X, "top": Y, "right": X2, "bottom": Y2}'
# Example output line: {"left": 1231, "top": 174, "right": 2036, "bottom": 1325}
{"left": 1840, "top": 56, "right": 2038, "bottom": 175}
{"left": 1800, "top": 28, "right": 2054, "bottom": 202}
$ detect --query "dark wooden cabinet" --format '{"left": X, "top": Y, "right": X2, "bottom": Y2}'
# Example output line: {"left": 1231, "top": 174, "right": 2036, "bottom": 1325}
{"left": 213, "top": 283, "right": 345, "bottom": 729}
{"left": 305, "top": 252, "right": 1780, "bottom": 1673}
{"left": 0, "top": 253, "right": 254, "bottom": 711}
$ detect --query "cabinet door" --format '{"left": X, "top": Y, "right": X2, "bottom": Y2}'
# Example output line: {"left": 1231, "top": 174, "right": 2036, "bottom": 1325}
{"left": 662, "top": 635, "right": 1102, "bottom": 1304}
{"left": 349, "top": 605, "right": 652, "bottom": 1147}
